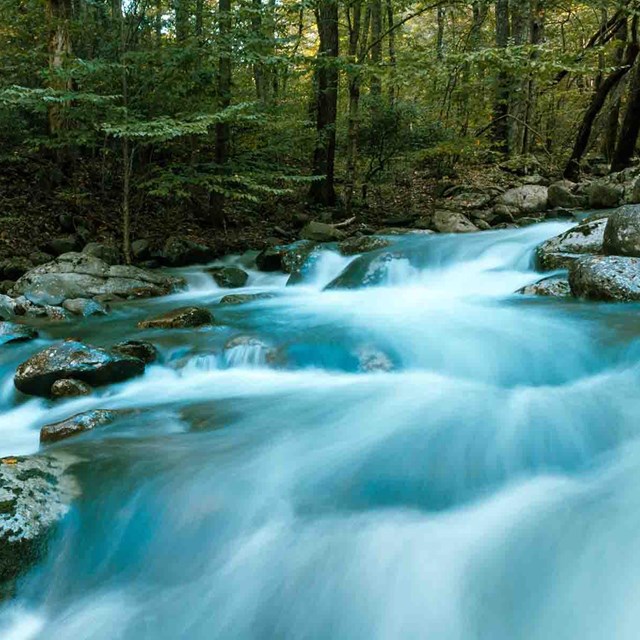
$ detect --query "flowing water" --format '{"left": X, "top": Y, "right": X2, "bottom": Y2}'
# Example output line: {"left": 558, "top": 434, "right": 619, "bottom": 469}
{"left": 3, "top": 222, "right": 640, "bottom": 639}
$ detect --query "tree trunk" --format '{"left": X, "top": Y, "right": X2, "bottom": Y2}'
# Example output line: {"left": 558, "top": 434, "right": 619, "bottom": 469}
{"left": 216, "top": 0, "right": 232, "bottom": 170}
{"left": 508, "top": 0, "right": 530, "bottom": 155}
{"left": 308, "top": 0, "right": 339, "bottom": 207}
{"left": 173, "top": 0, "right": 190, "bottom": 41}
{"left": 370, "top": 0, "right": 383, "bottom": 97}
{"left": 612, "top": 58, "right": 640, "bottom": 171}
{"left": 564, "top": 36, "right": 639, "bottom": 180}
{"left": 493, "top": 0, "right": 510, "bottom": 153}
{"left": 436, "top": 6, "right": 445, "bottom": 60}
{"left": 603, "top": 20, "right": 627, "bottom": 161}
{"left": 386, "top": 0, "right": 397, "bottom": 104}
{"left": 47, "top": 0, "right": 73, "bottom": 134}
{"left": 522, "top": 0, "right": 544, "bottom": 154}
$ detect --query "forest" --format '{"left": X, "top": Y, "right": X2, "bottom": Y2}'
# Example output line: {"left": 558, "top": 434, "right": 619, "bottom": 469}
{"left": 1, "top": 0, "right": 639, "bottom": 261}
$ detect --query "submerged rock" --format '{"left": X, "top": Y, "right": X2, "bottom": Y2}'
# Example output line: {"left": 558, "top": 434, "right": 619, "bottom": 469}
{"left": 0, "top": 453, "right": 79, "bottom": 590}
{"left": 338, "top": 236, "right": 391, "bottom": 256}
{"left": 0, "top": 322, "right": 38, "bottom": 345}
{"left": 40, "top": 409, "right": 118, "bottom": 444}
{"left": 603, "top": 205, "right": 640, "bottom": 257}
{"left": 516, "top": 276, "right": 571, "bottom": 297}
{"left": 536, "top": 218, "right": 606, "bottom": 271}
{"left": 62, "top": 298, "right": 108, "bottom": 317}
{"left": 207, "top": 266, "right": 249, "bottom": 288}
{"left": 219, "top": 293, "right": 275, "bottom": 305}
{"left": 137, "top": 306, "right": 214, "bottom": 329}
{"left": 50, "top": 378, "right": 92, "bottom": 399}
{"left": 111, "top": 339, "right": 158, "bottom": 364}
{"left": 14, "top": 340, "right": 145, "bottom": 397}
{"left": 13, "top": 253, "right": 184, "bottom": 306}
{"left": 569, "top": 255, "right": 640, "bottom": 301}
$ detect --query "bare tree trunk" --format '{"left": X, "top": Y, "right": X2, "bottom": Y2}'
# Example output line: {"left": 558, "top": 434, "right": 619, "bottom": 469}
{"left": 216, "top": 0, "right": 232, "bottom": 169}
{"left": 370, "top": 0, "right": 383, "bottom": 97}
{"left": 47, "top": 0, "right": 73, "bottom": 134}
{"left": 308, "top": 0, "right": 339, "bottom": 207}
{"left": 522, "top": 0, "right": 544, "bottom": 154}
{"left": 493, "top": 0, "right": 510, "bottom": 153}
{"left": 508, "top": 0, "right": 530, "bottom": 155}
{"left": 612, "top": 58, "right": 640, "bottom": 170}
{"left": 603, "top": 20, "right": 627, "bottom": 160}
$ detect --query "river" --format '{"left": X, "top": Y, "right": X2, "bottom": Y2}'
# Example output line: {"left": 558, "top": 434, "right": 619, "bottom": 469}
{"left": 2, "top": 221, "right": 640, "bottom": 639}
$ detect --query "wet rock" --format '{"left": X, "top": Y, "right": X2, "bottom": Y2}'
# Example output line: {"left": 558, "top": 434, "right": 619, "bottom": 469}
{"left": 162, "top": 236, "right": 216, "bottom": 267}
{"left": 300, "top": 221, "right": 346, "bottom": 243}
{"left": 547, "top": 180, "right": 582, "bottom": 209}
{"left": 0, "top": 258, "right": 32, "bottom": 282}
{"left": 13, "top": 253, "right": 184, "bottom": 306}
{"left": 280, "top": 240, "right": 317, "bottom": 274}
{"left": 82, "top": 242, "right": 121, "bottom": 265}
{"left": 208, "top": 266, "right": 249, "bottom": 288}
{"left": 516, "top": 276, "right": 571, "bottom": 297}
{"left": 536, "top": 218, "right": 606, "bottom": 271}
{"left": 14, "top": 340, "right": 145, "bottom": 397}
{"left": 338, "top": 236, "right": 391, "bottom": 256}
{"left": 3, "top": 296, "right": 69, "bottom": 322}
{"left": 495, "top": 185, "right": 548, "bottom": 215}
{"left": 255, "top": 247, "right": 283, "bottom": 272}
{"left": 376, "top": 228, "right": 434, "bottom": 235}
{"left": 224, "top": 335, "right": 279, "bottom": 365}
{"left": 50, "top": 378, "right": 92, "bottom": 398}
{"left": 137, "top": 306, "right": 214, "bottom": 329}
{"left": 40, "top": 409, "right": 118, "bottom": 444}
{"left": 0, "top": 321, "right": 38, "bottom": 345}
{"left": 42, "top": 235, "right": 81, "bottom": 257}
{"left": 62, "top": 298, "right": 108, "bottom": 317}
{"left": 431, "top": 210, "right": 479, "bottom": 233}
{"left": 603, "top": 205, "right": 640, "bottom": 257}
{"left": 111, "top": 339, "right": 158, "bottom": 364}
{"left": 569, "top": 255, "right": 640, "bottom": 301}
{"left": 219, "top": 293, "right": 275, "bottom": 305}
{"left": 0, "top": 453, "right": 79, "bottom": 589}
{"left": 588, "top": 181, "right": 624, "bottom": 209}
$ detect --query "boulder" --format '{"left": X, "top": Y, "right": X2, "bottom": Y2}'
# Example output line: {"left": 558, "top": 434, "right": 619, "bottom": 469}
{"left": 0, "top": 322, "right": 38, "bottom": 345}
{"left": 42, "top": 235, "right": 81, "bottom": 256}
{"left": 516, "top": 276, "right": 571, "bottom": 297}
{"left": 50, "top": 378, "right": 92, "bottom": 399}
{"left": 62, "top": 298, "right": 108, "bottom": 317}
{"left": 0, "top": 295, "right": 68, "bottom": 322}
{"left": 131, "top": 239, "right": 151, "bottom": 261}
{"left": 569, "top": 255, "right": 640, "bottom": 301}
{"left": 300, "top": 221, "right": 347, "bottom": 243}
{"left": 443, "top": 190, "right": 493, "bottom": 211}
{"left": 208, "top": 266, "right": 249, "bottom": 289}
{"left": 547, "top": 180, "right": 583, "bottom": 209}
{"left": 28, "top": 251, "right": 53, "bottom": 267}
{"left": 13, "top": 253, "right": 184, "bottom": 306}
{"left": 603, "top": 205, "right": 640, "bottom": 257}
{"left": 82, "top": 242, "right": 121, "bottom": 265}
{"left": 280, "top": 241, "right": 317, "bottom": 274}
{"left": 431, "top": 210, "right": 479, "bottom": 233}
{"left": 0, "top": 454, "right": 79, "bottom": 590}
{"left": 111, "top": 339, "right": 158, "bottom": 364}
{"left": 588, "top": 181, "right": 624, "bottom": 209}
{"left": 40, "top": 409, "right": 118, "bottom": 444}
{"left": 255, "top": 247, "right": 283, "bottom": 272}
{"left": 219, "top": 293, "right": 275, "bottom": 305}
{"left": 14, "top": 340, "right": 145, "bottom": 397}
{"left": 162, "top": 236, "right": 216, "bottom": 267}
{"left": 338, "top": 236, "right": 391, "bottom": 256}
{"left": 0, "top": 258, "right": 32, "bottom": 282}
{"left": 137, "top": 306, "right": 214, "bottom": 329}
{"left": 536, "top": 218, "right": 606, "bottom": 271}
{"left": 494, "top": 185, "right": 548, "bottom": 215}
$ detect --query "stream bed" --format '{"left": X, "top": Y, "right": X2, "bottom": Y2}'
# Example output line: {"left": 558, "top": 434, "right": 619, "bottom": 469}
{"left": 2, "top": 222, "right": 640, "bottom": 639}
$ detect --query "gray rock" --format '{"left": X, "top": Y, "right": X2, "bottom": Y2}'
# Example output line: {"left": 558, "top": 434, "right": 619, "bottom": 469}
{"left": 338, "top": 236, "right": 391, "bottom": 256}
{"left": 280, "top": 241, "right": 318, "bottom": 274}
{"left": 0, "top": 321, "right": 38, "bottom": 345}
{"left": 431, "top": 210, "right": 479, "bottom": 233}
{"left": 547, "top": 180, "right": 582, "bottom": 209}
{"left": 300, "top": 221, "right": 346, "bottom": 243}
{"left": 588, "top": 181, "right": 624, "bottom": 209}
{"left": 536, "top": 218, "right": 606, "bottom": 270}
{"left": 517, "top": 276, "right": 571, "bottom": 297}
{"left": 111, "top": 339, "right": 158, "bottom": 364}
{"left": 207, "top": 266, "right": 249, "bottom": 288}
{"left": 62, "top": 298, "right": 108, "bottom": 317}
{"left": 14, "top": 340, "right": 145, "bottom": 397}
{"left": 137, "top": 306, "right": 214, "bottom": 329}
{"left": 603, "top": 205, "right": 640, "bottom": 257}
{"left": 28, "top": 251, "right": 53, "bottom": 266}
{"left": 42, "top": 235, "right": 81, "bottom": 256}
{"left": 255, "top": 247, "right": 283, "bottom": 272}
{"left": 13, "top": 253, "right": 184, "bottom": 306}
{"left": 495, "top": 185, "right": 548, "bottom": 214}
{"left": 82, "top": 242, "right": 121, "bottom": 265}
{"left": 40, "top": 410, "right": 118, "bottom": 444}
{"left": 131, "top": 239, "right": 151, "bottom": 261}
{"left": 1, "top": 295, "right": 68, "bottom": 322}
{"left": 219, "top": 293, "right": 275, "bottom": 305}
{"left": 569, "top": 255, "right": 640, "bottom": 301}
{"left": 0, "top": 453, "right": 79, "bottom": 589}
{"left": 50, "top": 378, "right": 92, "bottom": 398}
{"left": 162, "top": 236, "right": 216, "bottom": 267}
{"left": 444, "top": 191, "right": 493, "bottom": 211}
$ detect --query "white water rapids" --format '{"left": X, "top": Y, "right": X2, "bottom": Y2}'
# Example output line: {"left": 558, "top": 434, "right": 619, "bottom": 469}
{"left": 2, "top": 222, "right": 640, "bottom": 639}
